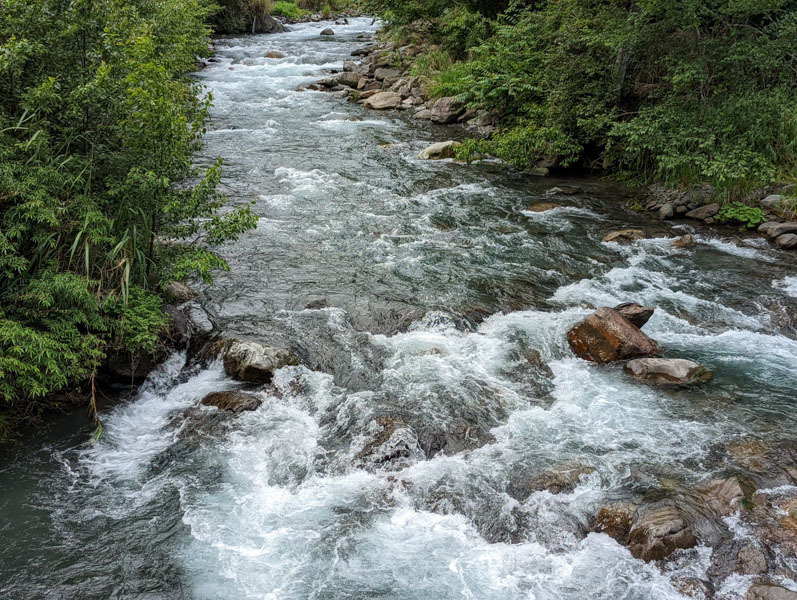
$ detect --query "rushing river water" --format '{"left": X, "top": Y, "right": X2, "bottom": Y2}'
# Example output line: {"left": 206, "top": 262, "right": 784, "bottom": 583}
{"left": 2, "top": 18, "right": 797, "bottom": 600}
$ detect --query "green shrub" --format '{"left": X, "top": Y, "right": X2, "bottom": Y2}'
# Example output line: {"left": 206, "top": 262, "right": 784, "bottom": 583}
{"left": 715, "top": 202, "right": 767, "bottom": 230}
{"left": 411, "top": 49, "right": 454, "bottom": 78}
{"left": 382, "top": 0, "right": 797, "bottom": 196}
{"left": 272, "top": 1, "right": 309, "bottom": 19}
{"left": 0, "top": 0, "right": 257, "bottom": 437}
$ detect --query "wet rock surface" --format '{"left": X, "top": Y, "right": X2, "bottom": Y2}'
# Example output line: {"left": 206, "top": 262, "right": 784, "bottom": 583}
{"left": 222, "top": 339, "right": 298, "bottom": 384}
{"left": 201, "top": 391, "right": 263, "bottom": 413}
{"left": 567, "top": 307, "right": 659, "bottom": 363}
{"left": 624, "top": 357, "right": 713, "bottom": 385}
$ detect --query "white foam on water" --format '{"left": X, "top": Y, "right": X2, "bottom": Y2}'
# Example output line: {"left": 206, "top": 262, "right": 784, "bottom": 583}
{"left": 773, "top": 275, "right": 797, "bottom": 297}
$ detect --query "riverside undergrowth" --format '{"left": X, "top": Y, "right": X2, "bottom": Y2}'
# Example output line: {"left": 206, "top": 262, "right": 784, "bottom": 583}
{"left": 0, "top": 0, "right": 258, "bottom": 438}
{"left": 364, "top": 0, "right": 797, "bottom": 199}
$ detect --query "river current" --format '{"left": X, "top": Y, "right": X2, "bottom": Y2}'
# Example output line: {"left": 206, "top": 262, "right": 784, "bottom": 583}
{"left": 1, "top": 18, "right": 796, "bottom": 600}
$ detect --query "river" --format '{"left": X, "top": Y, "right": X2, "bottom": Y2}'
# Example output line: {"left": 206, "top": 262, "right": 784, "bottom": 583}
{"left": 1, "top": 17, "right": 796, "bottom": 600}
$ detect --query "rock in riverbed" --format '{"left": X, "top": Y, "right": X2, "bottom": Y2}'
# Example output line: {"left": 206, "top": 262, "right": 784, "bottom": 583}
{"left": 567, "top": 307, "right": 659, "bottom": 363}
{"left": 747, "top": 585, "right": 797, "bottom": 600}
{"left": 603, "top": 229, "right": 645, "bottom": 243}
{"left": 223, "top": 339, "right": 298, "bottom": 384}
{"left": 614, "top": 302, "right": 655, "bottom": 328}
{"left": 628, "top": 504, "right": 697, "bottom": 561}
{"left": 528, "top": 202, "right": 560, "bottom": 212}
{"left": 624, "top": 357, "right": 713, "bottom": 385}
{"left": 417, "top": 140, "right": 461, "bottom": 160}
{"left": 201, "top": 391, "right": 262, "bottom": 413}
{"left": 320, "top": 28, "right": 334, "bottom": 36}
{"left": 363, "top": 91, "right": 402, "bottom": 110}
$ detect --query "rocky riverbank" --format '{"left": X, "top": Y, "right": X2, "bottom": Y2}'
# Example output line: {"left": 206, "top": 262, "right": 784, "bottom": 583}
{"left": 308, "top": 31, "right": 796, "bottom": 257}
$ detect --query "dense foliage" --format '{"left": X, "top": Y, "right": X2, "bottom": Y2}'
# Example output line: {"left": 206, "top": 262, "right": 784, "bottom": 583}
{"left": 0, "top": 0, "right": 257, "bottom": 435}
{"left": 367, "top": 0, "right": 797, "bottom": 197}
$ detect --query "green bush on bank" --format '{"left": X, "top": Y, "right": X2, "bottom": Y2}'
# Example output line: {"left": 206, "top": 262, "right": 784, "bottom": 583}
{"left": 368, "top": 0, "right": 797, "bottom": 197}
{"left": 0, "top": 0, "right": 257, "bottom": 436}
{"left": 272, "top": 1, "right": 310, "bottom": 19}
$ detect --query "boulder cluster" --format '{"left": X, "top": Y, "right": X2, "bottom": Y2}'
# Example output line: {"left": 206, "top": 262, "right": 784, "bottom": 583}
{"left": 643, "top": 183, "right": 797, "bottom": 252}
{"left": 566, "top": 303, "right": 713, "bottom": 386}
{"left": 304, "top": 41, "right": 497, "bottom": 137}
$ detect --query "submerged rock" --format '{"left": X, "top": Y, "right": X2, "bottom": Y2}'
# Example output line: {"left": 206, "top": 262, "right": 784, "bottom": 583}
{"left": 265, "top": 51, "right": 284, "bottom": 59}
{"left": 320, "top": 28, "right": 334, "bottom": 36}
{"left": 355, "top": 418, "right": 424, "bottom": 471}
{"left": 546, "top": 185, "right": 581, "bottom": 196}
{"left": 567, "top": 307, "right": 659, "bottom": 364}
{"left": 223, "top": 339, "right": 298, "bottom": 384}
{"left": 673, "top": 234, "right": 695, "bottom": 248}
{"left": 593, "top": 502, "right": 637, "bottom": 542}
{"left": 417, "top": 140, "right": 461, "bottom": 160}
{"left": 363, "top": 91, "right": 402, "bottom": 110}
{"left": 603, "top": 229, "right": 645, "bottom": 243}
{"left": 528, "top": 202, "right": 560, "bottom": 212}
{"left": 628, "top": 504, "right": 697, "bottom": 561}
{"left": 624, "top": 357, "right": 713, "bottom": 385}
{"left": 201, "top": 391, "right": 262, "bottom": 413}
{"left": 614, "top": 302, "right": 655, "bottom": 328}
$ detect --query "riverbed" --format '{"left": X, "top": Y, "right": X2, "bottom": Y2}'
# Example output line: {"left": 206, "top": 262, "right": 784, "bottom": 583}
{"left": 1, "top": 17, "right": 796, "bottom": 600}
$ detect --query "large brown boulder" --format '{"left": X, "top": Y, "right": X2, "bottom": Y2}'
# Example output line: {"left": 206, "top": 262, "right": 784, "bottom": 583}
{"left": 628, "top": 504, "right": 697, "bottom": 561}
{"left": 567, "top": 307, "right": 659, "bottom": 363}
{"left": 624, "top": 358, "right": 713, "bottom": 385}
{"left": 223, "top": 339, "right": 298, "bottom": 384}
{"left": 201, "top": 391, "right": 262, "bottom": 413}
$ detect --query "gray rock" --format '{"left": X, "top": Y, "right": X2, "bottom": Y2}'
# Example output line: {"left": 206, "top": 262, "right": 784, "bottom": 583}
{"left": 528, "top": 202, "right": 559, "bottom": 212}
{"left": 747, "top": 585, "right": 797, "bottom": 600}
{"left": 737, "top": 545, "right": 767, "bottom": 575}
{"left": 685, "top": 203, "right": 720, "bottom": 220}
{"left": 223, "top": 340, "right": 298, "bottom": 384}
{"left": 775, "top": 233, "right": 797, "bottom": 249}
{"left": 373, "top": 67, "right": 401, "bottom": 81}
{"left": 761, "top": 194, "right": 783, "bottom": 208}
{"left": 760, "top": 222, "right": 797, "bottom": 239}
{"left": 336, "top": 71, "right": 361, "bottom": 89}
{"left": 164, "top": 281, "right": 198, "bottom": 303}
{"left": 430, "top": 97, "right": 465, "bottom": 124}
{"left": 659, "top": 203, "right": 675, "bottom": 220}
{"left": 417, "top": 140, "right": 461, "bottom": 160}
{"left": 201, "top": 391, "right": 262, "bottom": 413}
{"left": 412, "top": 108, "right": 432, "bottom": 120}
{"left": 320, "top": 28, "right": 334, "bottom": 36}
{"left": 624, "top": 358, "right": 713, "bottom": 385}
{"left": 614, "top": 302, "right": 655, "bottom": 328}
{"left": 362, "top": 91, "right": 402, "bottom": 110}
